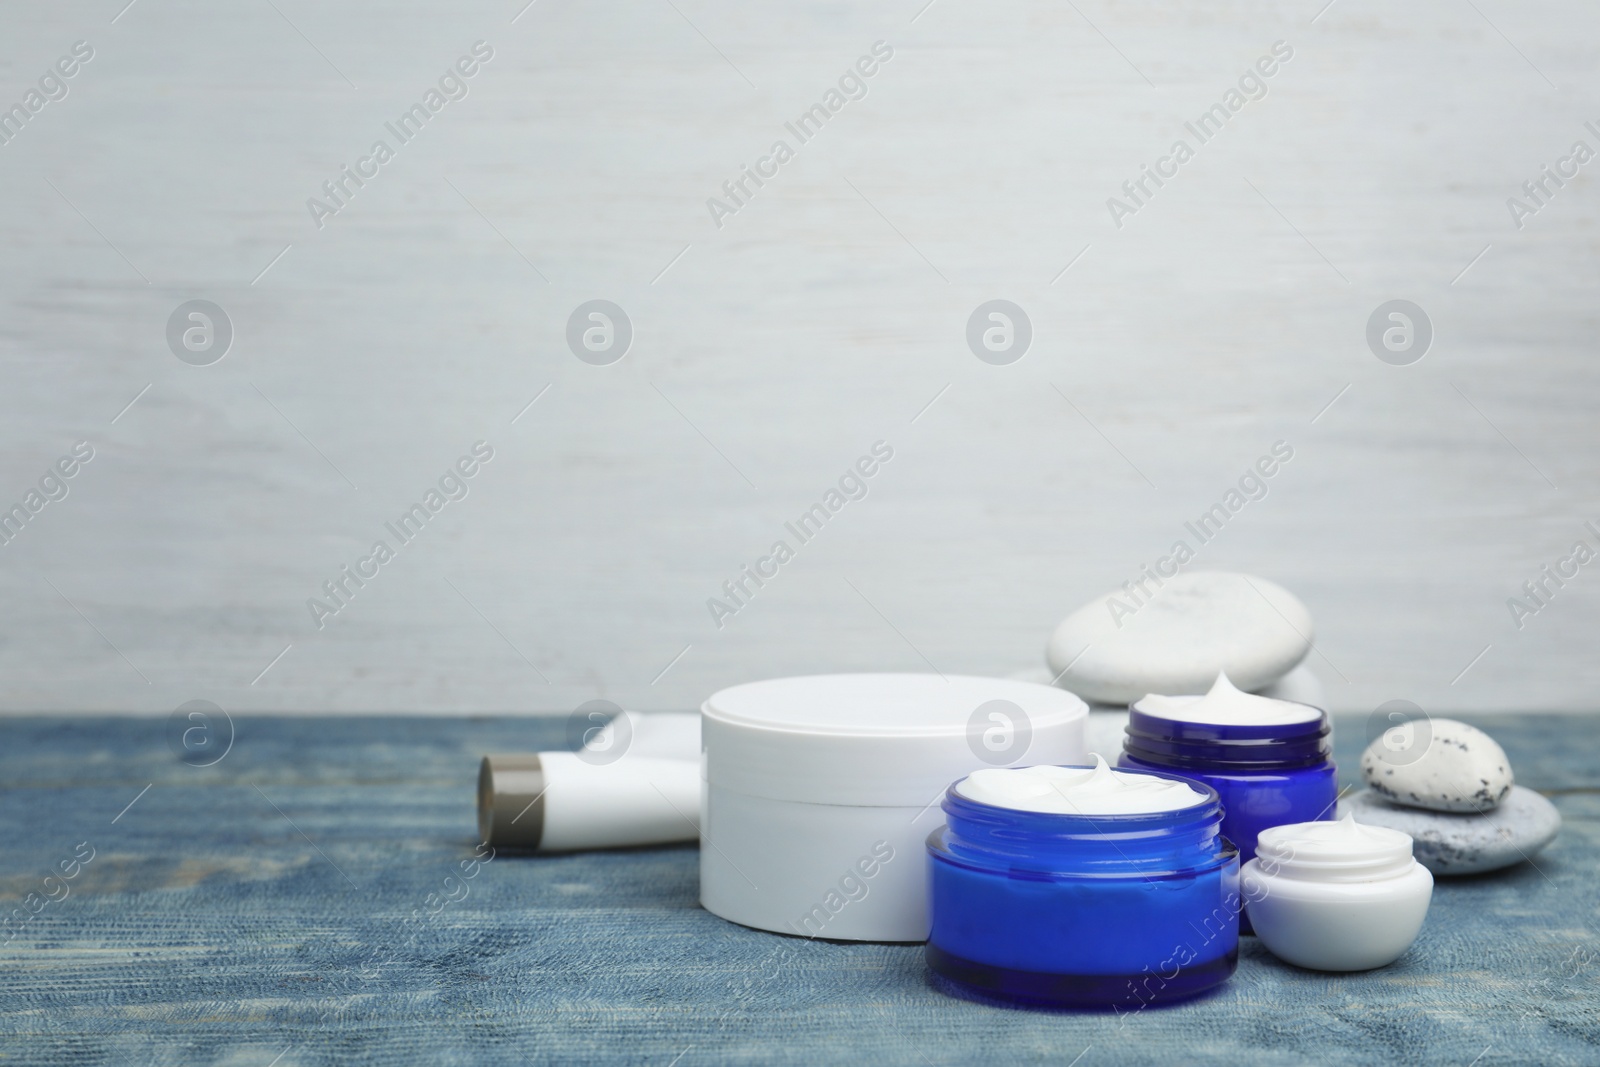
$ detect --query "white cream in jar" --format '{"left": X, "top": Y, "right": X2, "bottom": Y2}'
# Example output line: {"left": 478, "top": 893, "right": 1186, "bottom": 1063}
{"left": 957, "top": 754, "right": 1207, "bottom": 816}
{"left": 1134, "top": 670, "right": 1321, "bottom": 726}
{"left": 1242, "top": 815, "right": 1433, "bottom": 971}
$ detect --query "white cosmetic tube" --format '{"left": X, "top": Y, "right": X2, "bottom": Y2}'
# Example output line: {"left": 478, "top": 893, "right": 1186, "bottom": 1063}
{"left": 478, "top": 712, "right": 701, "bottom": 852}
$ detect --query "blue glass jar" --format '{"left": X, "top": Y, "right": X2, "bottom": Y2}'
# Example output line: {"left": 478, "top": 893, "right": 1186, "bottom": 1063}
{"left": 926, "top": 769, "right": 1239, "bottom": 1009}
{"left": 1118, "top": 706, "right": 1336, "bottom": 874}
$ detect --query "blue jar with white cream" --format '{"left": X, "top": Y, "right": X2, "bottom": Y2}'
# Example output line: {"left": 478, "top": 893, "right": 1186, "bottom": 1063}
{"left": 926, "top": 757, "right": 1239, "bottom": 1009}
{"left": 1119, "top": 672, "right": 1337, "bottom": 873}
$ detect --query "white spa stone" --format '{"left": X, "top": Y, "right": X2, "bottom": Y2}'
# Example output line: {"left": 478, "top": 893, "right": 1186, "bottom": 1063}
{"left": 1009, "top": 663, "right": 1325, "bottom": 711}
{"left": 1341, "top": 788, "right": 1560, "bottom": 876}
{"left": 957, "top": 754, "right": 1206, "bottom": 815}
{"left": 1045, "top": 571, "right": 1314, "bottom": 705}
{"left": 1360, "top": 718, "right": 1513, "bottom": 813}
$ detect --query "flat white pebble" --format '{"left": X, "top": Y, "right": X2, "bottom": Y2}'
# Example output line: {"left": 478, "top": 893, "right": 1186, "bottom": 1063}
{"left": 1045, "top": 571, "right": 1313, "bottom": 705}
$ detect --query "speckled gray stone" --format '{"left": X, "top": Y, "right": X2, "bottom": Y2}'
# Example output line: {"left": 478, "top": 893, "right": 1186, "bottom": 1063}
{"left": 1360, "top": 718, "right": 1514, "bottom": 812}
{"left": 1341, "top": 787, "right": 1560, "bottom": 875}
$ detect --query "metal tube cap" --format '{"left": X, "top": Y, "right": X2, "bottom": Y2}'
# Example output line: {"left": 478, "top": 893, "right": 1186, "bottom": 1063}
{"left": 478, "top": 754, "right": 545, "bottom": 849}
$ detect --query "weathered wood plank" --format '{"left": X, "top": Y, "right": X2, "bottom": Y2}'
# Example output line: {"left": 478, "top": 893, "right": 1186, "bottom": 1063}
{"left": 0, "top": 714, "right": 1594, "bottom": 1064}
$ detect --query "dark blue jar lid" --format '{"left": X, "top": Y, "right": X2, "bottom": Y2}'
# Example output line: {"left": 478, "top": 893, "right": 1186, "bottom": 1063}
{"left": 1123, "top": 705, "right": 1331, "bottom": 771}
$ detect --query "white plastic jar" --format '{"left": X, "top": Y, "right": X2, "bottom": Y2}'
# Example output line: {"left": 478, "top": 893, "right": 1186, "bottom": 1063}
{"left": 1242, "top": 816, "right": 1433, "bottom": 971}
{"left": 700, "top": 674, "right": 1088, "bottom": 942}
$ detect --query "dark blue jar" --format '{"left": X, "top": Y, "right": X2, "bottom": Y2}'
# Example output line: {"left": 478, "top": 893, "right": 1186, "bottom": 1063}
{"left": 926, "top": 768, "right": 1238, "bottom": 1010}
{"left": 1119, "top": 696, "right": 1336, "bottom": 874}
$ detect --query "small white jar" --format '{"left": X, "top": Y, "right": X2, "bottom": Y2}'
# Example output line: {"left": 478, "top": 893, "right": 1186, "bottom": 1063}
{"left": 701, "top": 674, "right": 1088, "bottom": 942}
{"left": 1242, "top": 816, "right": 1433, "bottom": 972}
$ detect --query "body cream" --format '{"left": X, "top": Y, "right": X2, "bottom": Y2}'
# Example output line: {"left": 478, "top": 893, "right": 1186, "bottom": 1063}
{"left": 702, "top": 674, "right": 1088, "bottom": 942}
{"left": 927, "top": 760, "right": 1238, "bottom": 1008}
{"left": 478, "top": 712, "right": 703, "bottom": 852}
{"left": 1242, "top": 816, "right": 1433, "bottom": 971}
{"left": 1122, "top": 672, "right": 1337, "bottom": 875}
{"left": 958, "top": 755, "right": 1206, "bottom": 815}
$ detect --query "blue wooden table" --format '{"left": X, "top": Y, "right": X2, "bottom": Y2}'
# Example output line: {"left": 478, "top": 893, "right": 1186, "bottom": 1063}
{"left": 1, "top": 714, "right": 1594, "bottom": 1065}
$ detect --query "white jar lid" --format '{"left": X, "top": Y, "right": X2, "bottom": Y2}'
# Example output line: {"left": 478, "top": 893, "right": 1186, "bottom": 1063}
{"left": 702, "top": 673, "right": 1089, "bottom": 806}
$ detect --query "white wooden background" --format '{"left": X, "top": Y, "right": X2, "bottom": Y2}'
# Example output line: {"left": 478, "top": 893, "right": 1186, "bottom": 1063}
{"left": 0, "top": 0, "right": 1596, "bottom": 715}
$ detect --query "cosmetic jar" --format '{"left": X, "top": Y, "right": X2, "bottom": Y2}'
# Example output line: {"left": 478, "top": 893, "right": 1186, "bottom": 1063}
{"left": 1121, "top": 672, "right": 1336, "bottom": 872}
{"left": 1242, "top": 816, "right": 1433, "bottom": 972}
{"left": 700, "top": 674, "right": 1087, "bottom": 942}
{"left": 926, "top": 759, "right": 1239, "bottom": 1008}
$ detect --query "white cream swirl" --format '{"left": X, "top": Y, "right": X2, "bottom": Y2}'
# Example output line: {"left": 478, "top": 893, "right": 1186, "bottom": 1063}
{"left": 1134, "top": 671, "right": 1320, "bottom": 726}
{"left": 957, "top": 754, "right": 1206, "bottom": 815}
{"left": 1256, "top": 814, "right": 1412, "bottom": 863}
{"left": 1252, "top": 815, "right": 1418, "bottom": 881}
